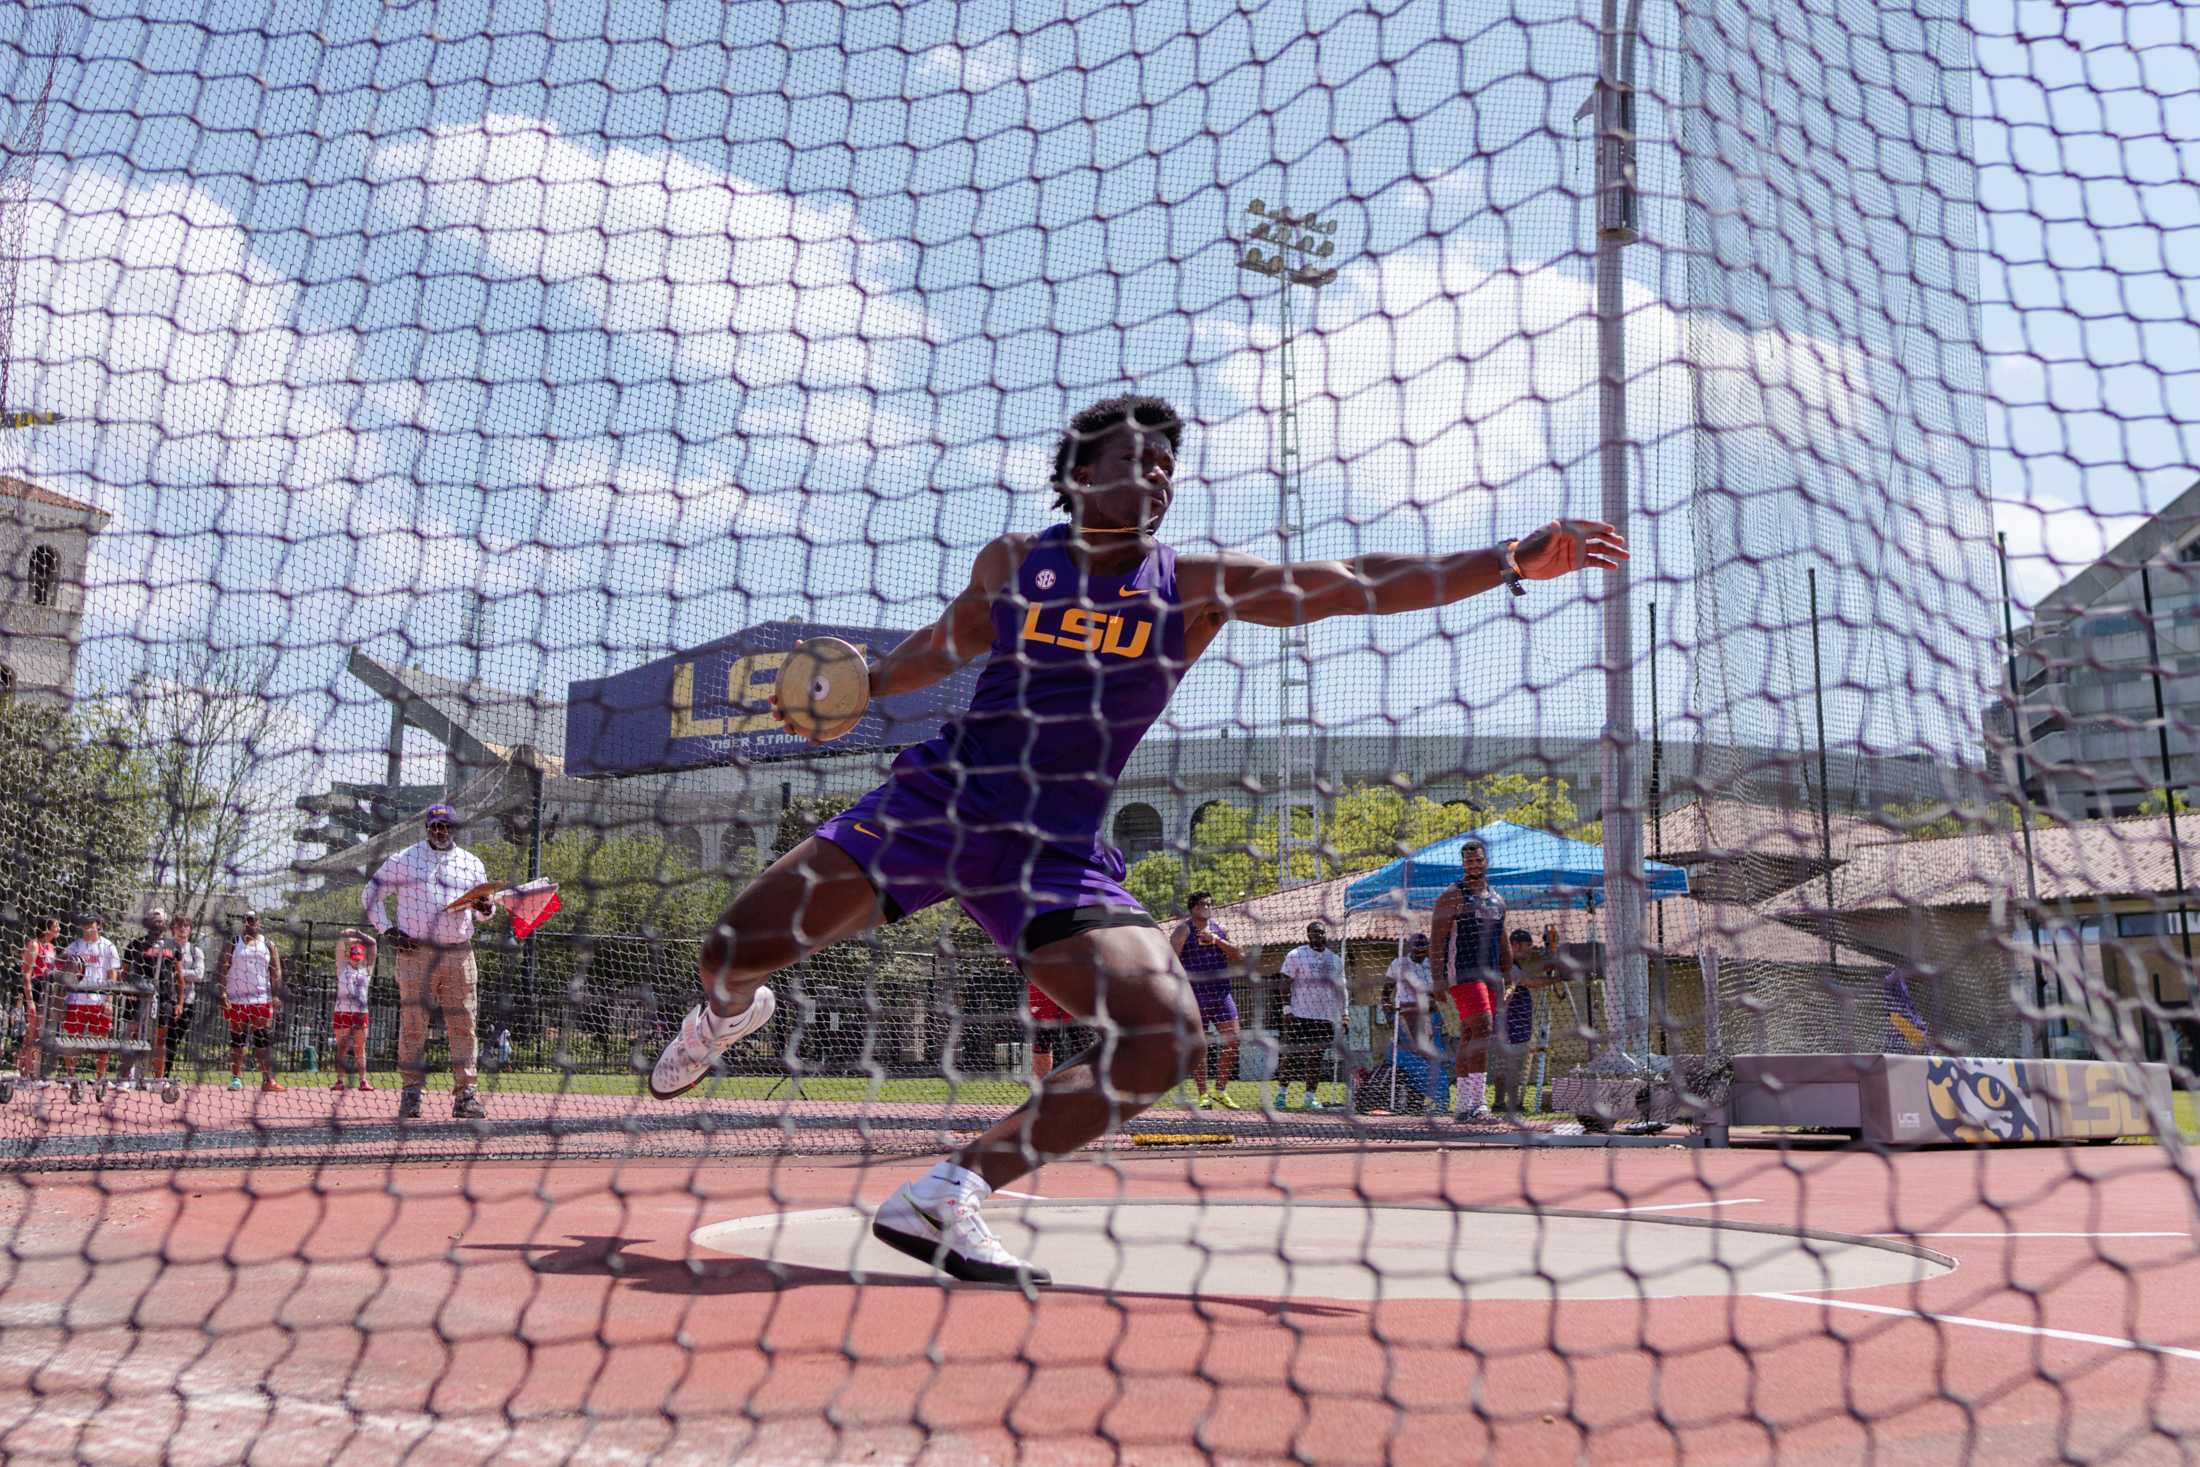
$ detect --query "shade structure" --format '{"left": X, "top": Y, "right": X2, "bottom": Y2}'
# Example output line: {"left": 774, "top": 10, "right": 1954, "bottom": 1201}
{"left": 1341, "top": 821, "right": 1690, "bottom": 915}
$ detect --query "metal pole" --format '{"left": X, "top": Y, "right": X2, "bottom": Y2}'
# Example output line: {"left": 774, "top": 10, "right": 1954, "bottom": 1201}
{"left": 1276, "top": 268, "right": 1305, "bottom": 888}
{"left": 1594, "top": 0, "right": 1646, "bottom": 1058}
{"left": 1995, "top": 533, "right": 2050, "bottom": 1058}
{"left": 1807, "top": 570, "right": 1837, "bottom": 1013}
{"left": 2137, "top": 563, "right": 2196, "bottom": 1064}
{"left": 522, "top": 760, "right": 544, "bottom": 1003}
{"left": 1649, "top": 599, "right": 1667, "bottom": 1054}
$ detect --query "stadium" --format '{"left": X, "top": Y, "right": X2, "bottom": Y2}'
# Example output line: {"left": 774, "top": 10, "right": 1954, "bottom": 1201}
{"left": 1, "top": 0, "right": 2196, "bottom": 1463}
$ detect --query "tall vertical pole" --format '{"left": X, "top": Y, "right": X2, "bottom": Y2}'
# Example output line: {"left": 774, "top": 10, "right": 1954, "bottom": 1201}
{"left": 1595, "top": 0, "right": 1647, "bottom": 1057}
{"left": 522, "top": 760, "right": 544, "bottom": 1001}
{"left": 1239, "top": 202, "right": 1341, "bottom": 889}
{"left": 1275, "top": 269, "right": 1312, "bottom": 888}
{"left": 1649, "top": 600, "right": 1667, "bottom": 1052}
{"left": 1995, "top": 533, "right": 2049, "bottom": 1057}
{"left": 2137, "top": 562, "right": 2196, "bottom": 1065}
{"left": 1807, "top": 570, "right": 1838, "bottom": 1008}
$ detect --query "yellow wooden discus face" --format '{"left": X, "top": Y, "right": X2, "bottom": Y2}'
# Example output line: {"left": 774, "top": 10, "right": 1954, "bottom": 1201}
{"left": 775, "top": 637, "right": 869, "bottom": 742}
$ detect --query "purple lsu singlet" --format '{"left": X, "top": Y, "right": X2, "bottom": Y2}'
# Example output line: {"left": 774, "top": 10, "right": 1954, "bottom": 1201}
{"left": 897, "top": 524, "right": 1188, "bottom": 846}
{"left": 1180, "top": 923, "right": 1231, "bottom": 978}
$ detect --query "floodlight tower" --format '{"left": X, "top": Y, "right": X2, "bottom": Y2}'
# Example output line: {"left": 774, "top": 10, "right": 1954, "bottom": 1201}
{"left": 1235, "top": 200, "right": 1341, "bottom": 890}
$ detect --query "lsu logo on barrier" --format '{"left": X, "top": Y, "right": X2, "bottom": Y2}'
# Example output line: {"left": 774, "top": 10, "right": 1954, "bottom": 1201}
{"left": 1925, "top": 1057, "right": 2043, "bottom": 1143}
{"left": 1019, "top": 604, "right": 1152, "bottom": 658}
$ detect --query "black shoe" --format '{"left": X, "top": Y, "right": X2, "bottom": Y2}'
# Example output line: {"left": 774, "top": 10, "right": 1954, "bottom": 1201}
{"left": 451, "top": 1089, "right": 486, "bottom": 1120}
{"left": 398, "top": 1087, "right": 422, "bottom": 1121}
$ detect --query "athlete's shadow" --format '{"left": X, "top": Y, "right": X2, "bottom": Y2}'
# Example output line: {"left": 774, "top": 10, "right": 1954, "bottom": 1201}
{"left": 464, "top": 1234, "right": 1362, "bottom": 1317}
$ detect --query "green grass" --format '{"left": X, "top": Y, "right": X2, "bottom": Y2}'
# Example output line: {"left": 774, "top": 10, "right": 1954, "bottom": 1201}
{"left": 175, "top": 1071, "right": 2200, "bottom": 1139}
{"left": 239, "top": 1067, "right": 1368, "bottom": 1111}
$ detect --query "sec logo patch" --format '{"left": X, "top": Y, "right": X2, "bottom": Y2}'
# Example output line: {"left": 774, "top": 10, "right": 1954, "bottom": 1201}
{"left": 1035, "top": 569, "right": 1056, "bottom": 590}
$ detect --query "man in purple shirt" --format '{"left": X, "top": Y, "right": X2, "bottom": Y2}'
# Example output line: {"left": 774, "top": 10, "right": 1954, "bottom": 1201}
{"left": 1172, "top": 891, "right": 1246, "bottom": 1110}
{"left": 647, "top": 393, "right": 1627, "bottom": 1286}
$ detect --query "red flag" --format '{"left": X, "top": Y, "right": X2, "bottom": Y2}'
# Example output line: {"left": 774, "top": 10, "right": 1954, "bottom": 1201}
{"left": 497, "top": 880, "right": 563, "bottom": 939}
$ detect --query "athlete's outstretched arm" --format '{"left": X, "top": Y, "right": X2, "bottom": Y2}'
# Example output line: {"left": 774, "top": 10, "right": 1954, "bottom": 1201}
{"left": 865, "top": 534, "right": 1031, "bottom": 698}
{"left": 1179, "top": 519, "right": 1626, "bottom": 628}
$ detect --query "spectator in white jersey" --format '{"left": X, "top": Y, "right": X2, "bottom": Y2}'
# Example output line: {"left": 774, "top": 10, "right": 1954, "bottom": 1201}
{"left": 365, "top": 802, "right": 498, "bottom": 1121}
{"left": 59, "top": 916, "right": 122, "bottom": 1089}
{"left": 1276, "top": 921, "right": 1348, "bottom": 1112}
{"left": 330, "top": 928, "right": 377, "bottom": 1091}
{"left": 1385, "top": 932, "right": 1439, "bottom": 1061}
{"left": 216, "top": 910, "right": 285, "bottom": 1092}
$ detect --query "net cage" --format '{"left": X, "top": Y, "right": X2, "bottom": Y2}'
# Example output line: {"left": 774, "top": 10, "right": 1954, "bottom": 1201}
{"left": 0, "top": 0, "right": 2196, "bottom": 1460}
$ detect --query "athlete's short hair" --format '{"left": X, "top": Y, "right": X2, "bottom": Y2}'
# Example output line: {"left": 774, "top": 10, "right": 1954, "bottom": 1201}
{"left": 1051, "top": 394, "right": 1182, "bottom": 512}
{"left": 1186, "top": 890, "right": 1212, "bottom": 909}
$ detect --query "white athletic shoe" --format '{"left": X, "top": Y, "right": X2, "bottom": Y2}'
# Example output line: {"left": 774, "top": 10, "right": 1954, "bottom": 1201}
{"left": 647, "top": 989, "right": 776, "bottom": 1100}
{"left": 871, "top": 1182, "right": 1052, "bottom": 1288}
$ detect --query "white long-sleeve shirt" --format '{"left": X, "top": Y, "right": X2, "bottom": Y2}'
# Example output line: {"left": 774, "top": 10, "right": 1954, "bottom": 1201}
{"left": 365, "top": 839, "right": 491, "bottom": 946}
{"left": 1282, "top": 943, "right": 1348, "bottom": 1022}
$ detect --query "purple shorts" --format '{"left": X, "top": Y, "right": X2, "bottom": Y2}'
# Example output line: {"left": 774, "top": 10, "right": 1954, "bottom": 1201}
{"left": 1191, "top": 979, "right": 1238, "bottom": 1028}
{"left": 814, "top": 769, "right": 1149, "bottom": 958}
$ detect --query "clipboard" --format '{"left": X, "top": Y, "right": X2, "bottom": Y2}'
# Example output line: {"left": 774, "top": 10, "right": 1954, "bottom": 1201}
{"left": 444, "top": 881, "right": 501, "bottom": 913}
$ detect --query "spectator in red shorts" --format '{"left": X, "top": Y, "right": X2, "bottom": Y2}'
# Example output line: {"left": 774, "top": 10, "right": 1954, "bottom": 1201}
{"left": 1431, "top": 837, "right": 1509, "bottom": 1122}
{"left": 1025, "top": 982, "right": 1095, "bottom": 1081}
{"left": 15, "top": 915, "right": 58, "bottom": 1085}
{"left": 216, "top": 910, "right": 285, "bottom": 1092}
{"left": 59, "top": 916, "right": 122, "bottom": 1087}
{"left": 330, "top": 928, "right": 377, "bottom": 1090}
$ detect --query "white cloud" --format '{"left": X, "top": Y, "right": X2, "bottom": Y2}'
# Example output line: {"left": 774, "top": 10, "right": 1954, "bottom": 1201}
{"left": 368, "top": 117, "right": 937, "bottom": 403}
{"left": 915, "top": 40, "right": 1049, "bottom": 90}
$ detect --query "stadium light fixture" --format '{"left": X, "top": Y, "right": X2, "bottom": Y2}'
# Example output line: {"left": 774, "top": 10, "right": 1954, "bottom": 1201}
{"left": 1235, "top": 198, "right": 1345, "bottom": 888}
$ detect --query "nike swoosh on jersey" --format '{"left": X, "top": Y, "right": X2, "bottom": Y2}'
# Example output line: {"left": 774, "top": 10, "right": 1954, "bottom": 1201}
{"left": 1116, "top": 585, "right": 1149, "bottom": 596}
{"left": 853, "top": 822, "right": 882, "bottom": 839}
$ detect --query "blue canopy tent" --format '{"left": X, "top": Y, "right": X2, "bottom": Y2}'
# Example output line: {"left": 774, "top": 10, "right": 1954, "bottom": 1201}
{"left": 1342, "top": 820, "right": 1690, "bottom": 915}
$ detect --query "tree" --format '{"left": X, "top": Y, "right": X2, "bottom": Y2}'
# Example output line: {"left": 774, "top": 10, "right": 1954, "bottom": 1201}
{"left": 2138, "top": 790, "right": 2192, "bottom": 819}
{"left": 468, "top": 830, "right": 723, "bottom": 938}
{"left": 1879, "top": 798, "right": 2057, "bottom": 840}
{"left": 122, "top": 648, "right": 291, "bottom": 928}
{"left": 1124, "top": 775, "right": 1595, "bottom": 914}
{"left": 0, "top": 698, "right": 161, "bottom": 944}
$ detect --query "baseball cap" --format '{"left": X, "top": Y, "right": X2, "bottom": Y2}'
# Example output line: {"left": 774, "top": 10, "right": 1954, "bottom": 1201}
{"left": 423, "top": 803, "right": 456, "bottom": 825}
{"left": 1409, "top": 932, "right": 1430, "bottom": 947}
{"left": 148, "top": 907, "right": 168, "bottom": 923}
{"left": 240, "top": 908, "right": 261, "bottom": 922}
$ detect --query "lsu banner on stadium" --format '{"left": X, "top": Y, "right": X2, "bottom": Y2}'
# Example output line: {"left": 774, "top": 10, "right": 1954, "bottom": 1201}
{"left": 564, "top": 621, "right": 981, "bottom": 776}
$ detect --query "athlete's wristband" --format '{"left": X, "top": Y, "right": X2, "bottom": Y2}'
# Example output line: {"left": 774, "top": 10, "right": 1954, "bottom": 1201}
{"left": 1500, "top": 539, "right": 1527, "bottom": 597}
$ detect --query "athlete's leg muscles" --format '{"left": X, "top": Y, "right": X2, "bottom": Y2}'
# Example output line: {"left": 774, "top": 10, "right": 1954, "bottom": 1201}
{"left": 697, "top": 836, "right": 892, "bottom": 1016}
{"left": 951, "top": 925, "right": 1202, "bottom": 1192}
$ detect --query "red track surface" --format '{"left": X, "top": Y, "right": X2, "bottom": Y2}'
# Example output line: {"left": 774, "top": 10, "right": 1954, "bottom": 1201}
{"left": 2, "top": 1142, "right": 2197, "bottom": 1465}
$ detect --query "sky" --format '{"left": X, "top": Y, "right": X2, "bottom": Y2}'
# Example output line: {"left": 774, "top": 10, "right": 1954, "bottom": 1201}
{"left": 0, "top": 0, "right": 2193, "bottom": 880}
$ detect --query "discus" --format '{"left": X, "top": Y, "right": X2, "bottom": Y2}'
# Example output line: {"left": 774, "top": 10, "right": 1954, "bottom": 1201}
{"left": 775, "top": 637, "right": 871, "bottom": 743}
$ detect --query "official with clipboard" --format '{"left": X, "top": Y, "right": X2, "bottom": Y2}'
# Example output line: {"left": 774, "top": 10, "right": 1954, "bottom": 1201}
{"left": 364, "top": 803, "right": 499, "bottom": 1121}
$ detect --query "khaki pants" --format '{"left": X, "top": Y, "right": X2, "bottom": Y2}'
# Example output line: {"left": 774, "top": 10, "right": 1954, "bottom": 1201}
{"left": 396, "top": 944, "right": 478, "bottom": 1092}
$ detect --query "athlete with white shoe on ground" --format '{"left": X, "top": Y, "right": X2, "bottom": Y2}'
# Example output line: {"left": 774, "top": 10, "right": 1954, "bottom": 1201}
{"left": 649, "top": 394, "right": 1625, "bottom": 1286}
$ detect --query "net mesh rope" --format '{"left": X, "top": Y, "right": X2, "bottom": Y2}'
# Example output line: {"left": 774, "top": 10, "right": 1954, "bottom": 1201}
{"left": 0, "top": 0, "right": 2196, "bottom": 1461}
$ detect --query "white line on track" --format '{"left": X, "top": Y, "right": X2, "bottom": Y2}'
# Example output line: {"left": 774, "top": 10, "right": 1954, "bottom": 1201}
{"left": 1757, "top": 1292, "right": 2200, "bottom": 1363}
{"left": 1599, "top": 1199, "right": 1763, "bottom": 1214}
{"left": 996, "top": 1189, "right": 1044, "bottom": 1200}
{"left": 1871, "top": 1232, "right": 2188, "bottom": 1240}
